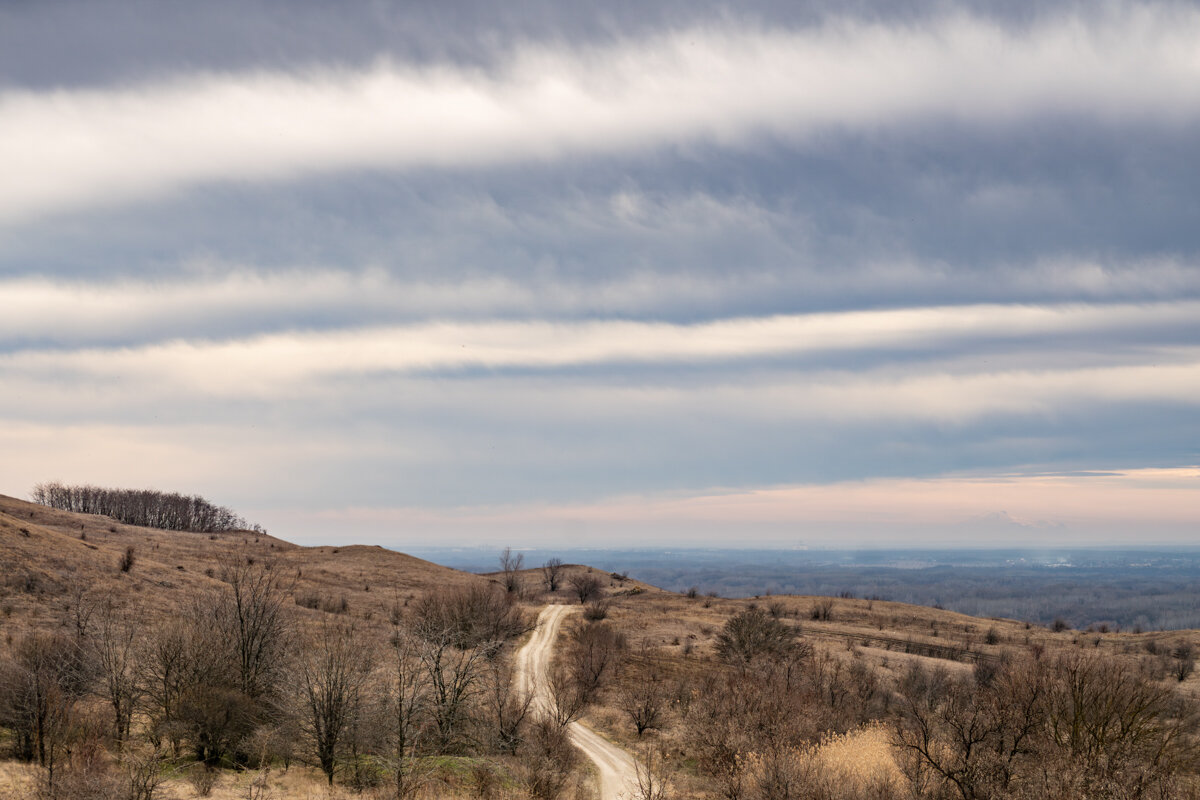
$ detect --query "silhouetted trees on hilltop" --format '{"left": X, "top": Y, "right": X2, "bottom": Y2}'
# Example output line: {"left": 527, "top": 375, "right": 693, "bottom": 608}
{"left": 31, "top": 482, "right": 260, "bottom": 533}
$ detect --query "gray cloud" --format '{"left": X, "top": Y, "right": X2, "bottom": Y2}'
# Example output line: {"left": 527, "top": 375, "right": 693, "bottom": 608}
{"left": 1, "top": 0, "right": 1197, "bottom": 545}
{"left": 4, "top": 9, "right": 1199, "bottom": 225}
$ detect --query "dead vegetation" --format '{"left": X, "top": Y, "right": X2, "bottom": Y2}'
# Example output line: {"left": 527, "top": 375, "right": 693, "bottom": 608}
{"left": 4, "top": 492, "right": 1200, "bottom": 799}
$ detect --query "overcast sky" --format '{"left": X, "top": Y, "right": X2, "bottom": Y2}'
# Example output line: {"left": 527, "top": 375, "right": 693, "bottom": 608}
{"left": 2, "top": 0, "right": 1197, "bottom": 548}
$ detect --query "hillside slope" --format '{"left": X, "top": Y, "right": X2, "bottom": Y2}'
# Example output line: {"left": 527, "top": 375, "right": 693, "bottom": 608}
{"left": 0, "top": 493, "right": 486, "bottom": 633}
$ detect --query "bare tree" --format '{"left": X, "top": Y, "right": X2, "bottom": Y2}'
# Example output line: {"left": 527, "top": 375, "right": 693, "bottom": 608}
{"left": 633, "top": 743, "right": 671, "bottom": 800}
{"left": 296, "top": 621, "right": 374, "bottom": 786}
{"left": 175, "top": 567, "right": 288, "bottom": 767}
{"left": 94, "top": 603, "right": 140, "bottom": 754}
{"left": 499, "top": 547, "right": 525, "bottom": 594}
{"left": 0, "top": 633, "right": 92, "bottom": 792}
{"left": 546, "top": 661, "right": 588, "bottom": 728}
{"left": 622, "top": 672, "right": 665, "bottom": 737}
{"left": 567, "top": 622, "right": 627, "bottom": 703}
{"left": 896, "top": 661, "right": 1045, "bottom": 800}
{"left": 32, "top": 481, "right": 259, "bottom": 533}
{"left": 541, "top": 558, "right": 564, "bottom": 592}
{"left": 383, "top": 626, "right": 431, "bottom": 799}
{"left": 422, "top": 631, "right": 495, "bottom": 752}
{"left": 1043, "top": 651, "right": 1197, "bottom": 796}
{"left": 64, "top": 576, "right": 97, "bottom": 642}
{"left": 485, "top": 658, "right": 532, "bottom": 755}
{"left": 137, "top": 622, "right": 190, "bottom": 755}
{"left": 568, "top": 573, "right": 603, "bottom": 604}
{"left": 211, "top": 553, "right": 294, "bottom": 703}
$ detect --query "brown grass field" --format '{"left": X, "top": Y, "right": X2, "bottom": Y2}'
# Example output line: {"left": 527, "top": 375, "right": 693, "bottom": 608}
{"left": 3, "top": 491, "right": 1199, "bottom": 799}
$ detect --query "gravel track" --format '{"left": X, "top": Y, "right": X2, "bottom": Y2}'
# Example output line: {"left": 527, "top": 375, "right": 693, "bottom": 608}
{"left": 515, "top": 604, "right": 639, "bottom": 800}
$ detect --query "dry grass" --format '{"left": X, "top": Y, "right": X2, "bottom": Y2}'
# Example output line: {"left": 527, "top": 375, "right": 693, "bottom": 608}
{"left": 0, "top": 759, "right": 546, "bottom": 800}
{"left": 0, "top": 492, "right": 489, "bottom": 639}
{"left": 814, "top": 724, "right": 903, "bottom": 788}
{"left": 4, "top": 490, "right": 1199, "bottom": 800}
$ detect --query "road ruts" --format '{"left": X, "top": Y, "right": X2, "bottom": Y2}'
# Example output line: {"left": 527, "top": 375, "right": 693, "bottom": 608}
{"left": 515, "top": 604, "right": 640, "bottom": 800}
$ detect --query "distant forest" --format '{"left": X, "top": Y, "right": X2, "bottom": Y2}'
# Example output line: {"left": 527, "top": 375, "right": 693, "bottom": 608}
{"left": 426, "top": 547, "right": 1200, "bottom": 632}
{"left": 642, "top": 564, "right": 1200, "bottom": 633}
{"left": 30, "top": 482, "right": 260, "bottom": 533}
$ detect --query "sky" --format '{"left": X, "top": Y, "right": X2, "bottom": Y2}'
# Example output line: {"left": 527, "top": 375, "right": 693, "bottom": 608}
{"left": 1, "top": 0, "right": 1197, "bottom": 549}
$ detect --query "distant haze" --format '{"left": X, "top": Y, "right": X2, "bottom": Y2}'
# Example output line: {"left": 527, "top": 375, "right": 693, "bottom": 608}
{"left": 1, "top": 1, "right": 1197, "bottom": 547}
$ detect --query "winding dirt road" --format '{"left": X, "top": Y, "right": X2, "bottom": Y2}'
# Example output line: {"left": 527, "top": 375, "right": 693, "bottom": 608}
{"left": 515, "top": 604, "right": 639, "bottom": 800}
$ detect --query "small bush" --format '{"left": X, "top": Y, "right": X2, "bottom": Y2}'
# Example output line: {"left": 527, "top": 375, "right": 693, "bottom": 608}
{"left": 118, "top": 546, "right": 136, "bottom": 573}
{"left": 320, "top": 594, "right": 349, "bottom": 615}
{"left": 187, "top": 765, "right": 218, "bottom": 797}
{"left": 583, "top": 599, "right": 610, "bottom": 621}
{"left": 717, "top": 607, "right": 800, "bottom": 664}
{"left": 810, "top": 598, "right": 834, "bottom": 621}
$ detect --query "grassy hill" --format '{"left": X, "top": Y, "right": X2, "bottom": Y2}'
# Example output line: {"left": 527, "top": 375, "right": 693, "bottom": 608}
{"left": 0, "top": 493, "right": 485, "bottom": 635}
{"left": 3, "top": 491, "right": 1200, "bottom": 800}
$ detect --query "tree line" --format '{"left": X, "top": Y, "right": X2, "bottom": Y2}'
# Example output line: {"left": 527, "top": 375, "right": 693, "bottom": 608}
{"left": 30, "top": 483, "right": 260, "bottom": 534}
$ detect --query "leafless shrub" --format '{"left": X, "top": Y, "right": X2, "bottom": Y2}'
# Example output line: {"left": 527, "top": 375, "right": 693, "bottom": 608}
{"left": 1173, "top": 642, "right": 1195, "bottom": 682}
{"left": 38, "top": 738, "right": 124, "bottom": 800}
{"left": 583, "top": 599, "right": 610, "bottom": 621}
{"left": 809, "top": 598, "right": 833, "bottom": 621}
{"left": 124, "top": 746, "right": 170, "bottom": 800}
{"left": 186, "top": 764, "right": 218, "bottom": 796}
{"left": 118, "top": 547, "right": 135, "bottom": 573}
{"left": 520, "top": 717, "right": 578, "bottom": 800}
{"left": 319, "top": 594, "right": 349, "bottom": 615}
{"left": 717, "top": 607, "right": 799, "bottom": 664}
{"left": 409, "top": 584, "right": 530, "bottom": 649}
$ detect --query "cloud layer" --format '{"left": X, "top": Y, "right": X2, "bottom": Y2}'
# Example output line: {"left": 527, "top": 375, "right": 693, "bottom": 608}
{"left": 4, "top": 9, "right": 1200, "bottom": 224}
{"left": 1, "top": 1, "right": 1197, "bottom": 546}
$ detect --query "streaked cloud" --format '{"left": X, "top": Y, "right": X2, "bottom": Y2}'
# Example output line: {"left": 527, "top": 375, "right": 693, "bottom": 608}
{"left": 269, "top": 468, "right": 1200, "bottom": 547}
{"left": 3, "top": 301, "right": 1198, "bottom": 390}
{"left": 3, "top": 7, "right": 1199, "bottom": 223}
{"left": 1, "top": 1, "right": 1196, "bottom": 547}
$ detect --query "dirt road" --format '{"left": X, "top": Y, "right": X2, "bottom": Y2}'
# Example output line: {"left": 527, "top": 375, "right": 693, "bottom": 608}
{"left": 515, "top": 604, "right": 640, "bottom": 800}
